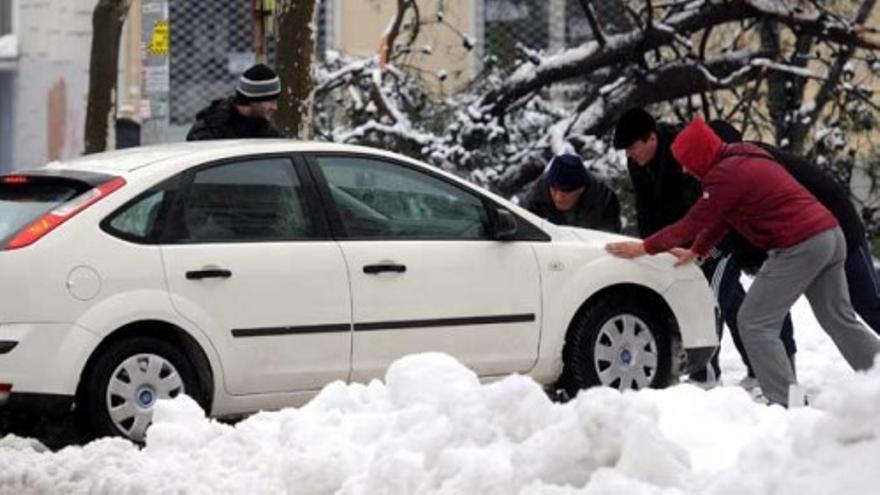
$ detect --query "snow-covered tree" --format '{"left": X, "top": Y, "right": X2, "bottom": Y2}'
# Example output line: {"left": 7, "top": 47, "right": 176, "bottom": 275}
{"left": 312, "top": 0, "right": 880, "bottom": 234}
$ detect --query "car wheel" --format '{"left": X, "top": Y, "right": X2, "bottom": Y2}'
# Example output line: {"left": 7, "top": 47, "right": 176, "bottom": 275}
{"left": 81, "top": 337, "right": 204, "bottom": 442}
{"left": 560, "top": 296, "right": 672, "bottom": 396}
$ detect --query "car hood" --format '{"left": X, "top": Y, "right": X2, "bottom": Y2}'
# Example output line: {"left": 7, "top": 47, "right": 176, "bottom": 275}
{"left": 550, "top": 225, "right": 632, "bottom": 244}
{"left": 546, "top": 224, "right": 706, "bottom": 282}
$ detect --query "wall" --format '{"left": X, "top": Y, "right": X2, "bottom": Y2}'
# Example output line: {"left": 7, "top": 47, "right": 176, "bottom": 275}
{"left": 13, "top": 0, "right": 93, "bottom": 169}
{"left": 334, "top": 0, "right": 476, "bottom": 93}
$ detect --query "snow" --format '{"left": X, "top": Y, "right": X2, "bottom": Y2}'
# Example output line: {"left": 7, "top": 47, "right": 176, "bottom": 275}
{"left": 1, "top": 296, "right": 880, "bottom": 494}
{"left": 0, "top": 34, "right": 18, "bottom": 59}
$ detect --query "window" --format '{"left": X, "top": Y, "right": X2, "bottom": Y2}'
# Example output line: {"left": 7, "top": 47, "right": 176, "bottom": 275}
{"left": 0, "top": 0, "right": 11, "bottom": 37}
{"left": 0, "top": 181, "right": 82, "bottom": 243}
{"left": 103, "top": 176, "right": 179, "bottom": 243}
{"left": 173, "top": 158, "right": 316, "bottom": 243}
{"left": 315, "top": 156, "right": 490, "bottom": 240}
{"left": 107, "top": 190, "right": 167, "bottom": 241}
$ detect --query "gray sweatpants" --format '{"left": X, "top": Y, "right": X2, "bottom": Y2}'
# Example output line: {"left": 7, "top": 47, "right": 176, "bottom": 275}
{"left": 738, "top": 227, "right": 880, "bottom": 406}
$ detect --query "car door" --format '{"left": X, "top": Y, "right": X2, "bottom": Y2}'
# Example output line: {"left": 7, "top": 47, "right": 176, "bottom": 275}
{"left": 308, "top": 153, "right": 543, "bottom": 383}
{"left": 159, "top": 155, "right": 352, "bottom": 395}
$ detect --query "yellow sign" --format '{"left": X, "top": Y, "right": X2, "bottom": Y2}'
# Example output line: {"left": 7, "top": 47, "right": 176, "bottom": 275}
{"left": 147, "top": 20, "right": 169, "bottom": 56}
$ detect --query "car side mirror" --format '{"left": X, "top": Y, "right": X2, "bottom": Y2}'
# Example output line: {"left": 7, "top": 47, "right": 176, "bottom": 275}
{"left": 494, "top": 208, "right": 518, "bottom": 241}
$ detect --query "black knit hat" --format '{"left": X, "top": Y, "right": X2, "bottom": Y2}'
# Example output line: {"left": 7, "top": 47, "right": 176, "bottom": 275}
{"left": 236, "top": 63, "right": 281, "bottom": 103}
{"left": 547, "top": 154, "right": 589, "bottom": 191}
{"left": 613, "top": 108, "right": 656, "bottom": 149}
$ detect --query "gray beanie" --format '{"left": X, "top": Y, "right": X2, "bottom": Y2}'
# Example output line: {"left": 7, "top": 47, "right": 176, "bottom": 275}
{"left": 236, "top": 63, "right": 281, "bottom": 103}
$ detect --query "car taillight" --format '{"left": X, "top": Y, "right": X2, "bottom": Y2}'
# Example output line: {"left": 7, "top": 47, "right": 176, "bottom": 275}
{"left": 4, "top": 177, "right": 126, "bottom": 250}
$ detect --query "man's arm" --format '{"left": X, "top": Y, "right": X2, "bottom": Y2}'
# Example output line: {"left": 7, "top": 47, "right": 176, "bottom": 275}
{"left": 186, "top": 121, "right": 221, "bottom": 141}
{"left": 643, "top": 175, "right": 739, "bottom": 255}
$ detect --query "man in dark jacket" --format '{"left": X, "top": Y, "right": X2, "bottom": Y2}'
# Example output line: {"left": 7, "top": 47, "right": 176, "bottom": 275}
{"left": 606, "top": 117, "right": 880, "bottom": 406}
{"left": 613, "top": 108, "right": 795, "bottom": 387}
{"left": 521, "top": 153, "right": 622, "bottom": 233}
{"left": 186, "top": 63, "right": 282, "bottom": 141}
{"left": 709, "top": 120, "right": 880, "bottom": 337}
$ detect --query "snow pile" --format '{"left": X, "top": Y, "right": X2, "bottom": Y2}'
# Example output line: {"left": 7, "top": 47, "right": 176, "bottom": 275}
{"left": 0, "top": 34, "right": 18, "bottom": 59}
{"left": 1, "top": 300, "right": 880, "bottom": 494}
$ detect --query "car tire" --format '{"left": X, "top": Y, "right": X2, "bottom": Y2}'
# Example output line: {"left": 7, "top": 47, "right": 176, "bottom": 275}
{"left": 80, "top": 337, "right": 205, "bottom": 442}
{"left": 560, "top": 296, "right": 673, "bottom": 397}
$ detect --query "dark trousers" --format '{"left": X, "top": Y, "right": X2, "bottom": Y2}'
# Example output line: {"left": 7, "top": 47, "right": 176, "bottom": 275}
{"left": 845, "top": 239, "right": 880, "bottom": 335}
{"left": 692, "top": 253, "right": 797, "bottom": 380}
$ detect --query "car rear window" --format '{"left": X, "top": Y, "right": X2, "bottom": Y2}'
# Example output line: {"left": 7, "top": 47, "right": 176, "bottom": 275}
{"left": 0, "top": 177, "right": 90, "bottom": 242}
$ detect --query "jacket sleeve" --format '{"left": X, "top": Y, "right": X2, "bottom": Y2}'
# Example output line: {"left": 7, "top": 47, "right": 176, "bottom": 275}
{"left": 643, "top": 174, "right": 739, "bottom": 255}
{"left": 692, "top": 221, "right": 730, "bottom": 255}
{"left": 186, "top": 121, "right": 220, "bottom": 141}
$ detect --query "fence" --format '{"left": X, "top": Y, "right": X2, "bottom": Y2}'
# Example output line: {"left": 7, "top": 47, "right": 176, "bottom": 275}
{"left": 166, "top": 0, "right": 628, "bottom": 132}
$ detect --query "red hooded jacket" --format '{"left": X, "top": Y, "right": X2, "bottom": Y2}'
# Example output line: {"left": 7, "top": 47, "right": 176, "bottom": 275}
{"left": 643, "top": 117, "right": 838, "bottom": 256}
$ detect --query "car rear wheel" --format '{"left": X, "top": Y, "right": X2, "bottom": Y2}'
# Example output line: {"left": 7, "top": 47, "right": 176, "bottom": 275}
{"left": 80, "top": 337, "right": 205, "bottom": 442}
{"left": 560, "top": 296, "right": 673, "bottom": 397}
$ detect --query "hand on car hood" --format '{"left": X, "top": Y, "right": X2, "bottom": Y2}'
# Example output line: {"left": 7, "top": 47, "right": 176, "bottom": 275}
{"left": 548, "top": 224, "right": 706, "bottom": 281}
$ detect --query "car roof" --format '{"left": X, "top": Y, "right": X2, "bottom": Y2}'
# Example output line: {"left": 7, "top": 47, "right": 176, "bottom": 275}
{"left": 46, "top": 140, "right": 416, "bottom": 174}
{"left": 37, "top": 139, "right": 556, "bottom": 237}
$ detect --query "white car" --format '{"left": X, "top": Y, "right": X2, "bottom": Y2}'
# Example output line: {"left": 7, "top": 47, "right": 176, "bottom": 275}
{"left": 0, "top": 141, "right": 717, "bottom": 441}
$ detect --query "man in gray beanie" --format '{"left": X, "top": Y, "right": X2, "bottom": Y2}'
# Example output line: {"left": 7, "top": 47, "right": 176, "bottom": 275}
{"left": 186, "top": 63, "right": 282, "bottom": 141}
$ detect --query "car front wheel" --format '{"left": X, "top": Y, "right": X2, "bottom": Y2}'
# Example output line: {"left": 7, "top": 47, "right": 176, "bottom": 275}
{"left": 80, "top": 337, "right": 205, "bottom": 442}
{"left": 560, "top": 296, "right": 673, "bottom": 396}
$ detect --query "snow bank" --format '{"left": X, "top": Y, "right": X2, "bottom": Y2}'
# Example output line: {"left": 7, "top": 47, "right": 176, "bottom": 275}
{"left": 0, "top": 35, "right": 18, "bottom": 59}
{"left": 1, "top": 301, "right": 879, "bottom": 494}
{"left": 0, "top": 358, "right": 878, "bottom": 494}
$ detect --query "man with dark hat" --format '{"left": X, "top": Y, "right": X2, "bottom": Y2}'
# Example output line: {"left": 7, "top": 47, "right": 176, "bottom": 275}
{"left": 612, "top": 108, "right": 796, "bottom": 389}
{"left": 186, "top": 63, "right": 282, "bottom": 141}
{"left": 521, "top": 153, "right": 622, "bottom": 233}
{"left": 606, "top": 116, "right": 880, "bottom": 407}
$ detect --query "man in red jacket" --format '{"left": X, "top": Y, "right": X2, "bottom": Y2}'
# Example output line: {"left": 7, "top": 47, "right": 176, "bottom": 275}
{"left": 606, "top": 116, "right": 880, "bottom": 406}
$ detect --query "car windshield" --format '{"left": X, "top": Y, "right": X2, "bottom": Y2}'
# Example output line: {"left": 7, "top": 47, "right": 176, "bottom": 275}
{"left": 0, "top": 180, "right": 84, "bottom": 242}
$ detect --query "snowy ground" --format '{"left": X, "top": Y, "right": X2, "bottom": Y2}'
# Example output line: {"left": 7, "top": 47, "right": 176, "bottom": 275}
{"left": 1, "top": 294, "right": 879, "bottom": 495}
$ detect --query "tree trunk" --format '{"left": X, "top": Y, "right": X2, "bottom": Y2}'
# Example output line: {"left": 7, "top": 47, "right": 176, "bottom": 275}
{"left": 759, "top": 21, "right": 788, "bottom": 146}
{"left": 84, "top": 0, "right": 132, "bottom": 155}
{"left": 275, "top": 0, "right": 318, "bottom": 139}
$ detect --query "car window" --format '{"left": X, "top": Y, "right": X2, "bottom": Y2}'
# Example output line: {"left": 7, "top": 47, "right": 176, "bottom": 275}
{"left": 174, "top": 158, "right": 316, "bottom": 243}
{"left": 107, "top": 189, "right": 166, "bottom": 240}
{"left": 0, "top": 180, "right": 83, "bottom": 243}
{"left": 315, "top": 156, "right": 490, "bottom": 239}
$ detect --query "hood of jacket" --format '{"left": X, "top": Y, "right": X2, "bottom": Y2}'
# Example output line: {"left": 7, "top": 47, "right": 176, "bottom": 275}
{"left": 670, "top": 116, "right": 724, "bottom": 179}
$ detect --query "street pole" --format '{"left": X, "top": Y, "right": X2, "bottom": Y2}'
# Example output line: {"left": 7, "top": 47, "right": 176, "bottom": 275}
{"left": 140, "top": 0, "right": 169, "bottom": 144}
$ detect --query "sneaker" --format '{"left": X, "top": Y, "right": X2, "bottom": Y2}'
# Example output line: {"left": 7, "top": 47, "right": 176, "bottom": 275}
{"left": 749, "top": 387, "right": 770, "bottom": 405}
{"left": 738, "top": 376, "right": 760, "bottom": 392}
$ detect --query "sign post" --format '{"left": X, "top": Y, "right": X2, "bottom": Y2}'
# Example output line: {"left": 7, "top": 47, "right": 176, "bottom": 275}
{"left": 141, "top": 0, "right": 170, "bottom": 144}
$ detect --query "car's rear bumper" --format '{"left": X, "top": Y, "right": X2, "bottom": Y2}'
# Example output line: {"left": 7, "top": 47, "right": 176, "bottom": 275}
{"left": 0, "top": 323, "right": 99, "bottom": 398}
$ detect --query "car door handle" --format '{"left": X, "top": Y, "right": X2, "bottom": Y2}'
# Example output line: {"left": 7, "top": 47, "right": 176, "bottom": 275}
{"left": 186, "top": 269, "right": 232, "bottom": 280}
{"left": 363, "top": 263, "right": 406, "bottom": 274}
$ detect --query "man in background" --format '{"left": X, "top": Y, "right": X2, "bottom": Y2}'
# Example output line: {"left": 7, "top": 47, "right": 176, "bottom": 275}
{"left": 521, "top": 153, "right": 622, "bottom": 233}
{"left": 187, "top": 63, "right": 282, "bottom": 141}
